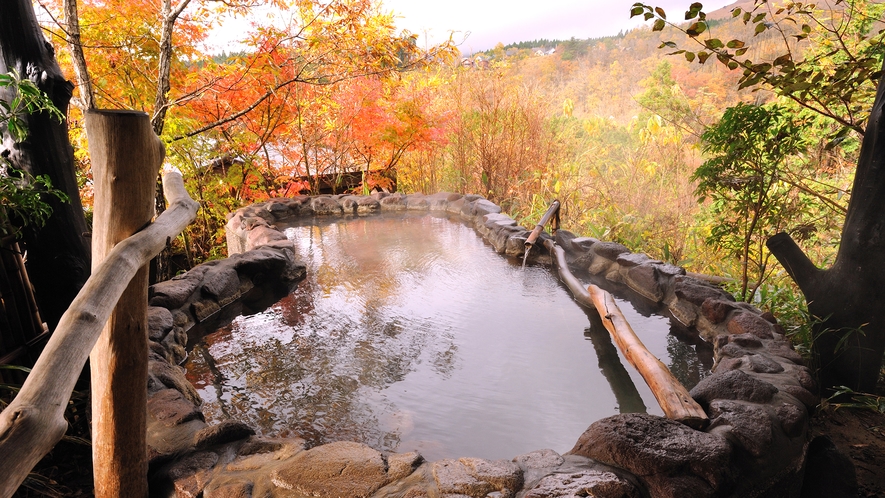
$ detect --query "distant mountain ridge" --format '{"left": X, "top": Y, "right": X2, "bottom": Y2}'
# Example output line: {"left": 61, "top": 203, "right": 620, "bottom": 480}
{"left": 707, "top": 0, "right": 755, "bottom": 19}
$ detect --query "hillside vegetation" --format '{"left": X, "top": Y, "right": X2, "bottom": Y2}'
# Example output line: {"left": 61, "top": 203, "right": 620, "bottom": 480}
{"left": 35, "top": 0, "right": 883, "bottom": 338}
{"left": 394, "top": 0, "right": 874, "bottom": 314}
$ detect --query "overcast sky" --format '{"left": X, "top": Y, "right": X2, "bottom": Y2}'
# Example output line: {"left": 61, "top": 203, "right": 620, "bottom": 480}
{"left": 381, "top": 0, "right": 735, "bottom": 53}
{"left": 204, "top": 1, "right": 737, "bottom": 55}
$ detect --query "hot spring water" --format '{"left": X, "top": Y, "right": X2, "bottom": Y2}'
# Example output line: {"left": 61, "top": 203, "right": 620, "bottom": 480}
{"left": 184, "top": 212, "right": 710, "bottom": 461}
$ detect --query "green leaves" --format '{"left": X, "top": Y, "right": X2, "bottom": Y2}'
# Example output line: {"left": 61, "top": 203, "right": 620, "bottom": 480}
{"left": 638, "top": 0, "right": 884, "bottom": 136}
{"left": 0, "top": 71, "right": 68, "bottom": 236}
{"left": 686, "top": 2, "right": 704, "bottom": 20}
{"left": 695, "top": 103, "right": 813, "bottom": 300}
{"left": 632, "top": 3, "right": 675, "bottom": 31}
{"left": 726, "top": 40, "right": 745, "bottom": 49}
{"left": 686, "top": 21, "right": 707, "bottom": 37}
{"left": 832, "top": 386, "right": 885, "bottom": 413}
{"left": 0, "top": 173, "right": 69, "bottom": 237}
{"left": 0, "top": 71, "right": 64, "bottom": 143}
{"left": 630, "top": 3, "right": 658, "bottom": 20}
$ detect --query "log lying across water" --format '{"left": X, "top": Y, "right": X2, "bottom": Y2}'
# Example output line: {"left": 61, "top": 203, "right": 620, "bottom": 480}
{"left": 544, "top": 239, "right": 708, "bottom": 429}
{"left": 0, "top": 170, "right": 199, "bottom": 498}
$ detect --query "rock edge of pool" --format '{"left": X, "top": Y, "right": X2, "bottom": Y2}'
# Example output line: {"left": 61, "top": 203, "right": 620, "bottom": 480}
{"left": 144, "top": 192, "right": 815, "bottom": 498}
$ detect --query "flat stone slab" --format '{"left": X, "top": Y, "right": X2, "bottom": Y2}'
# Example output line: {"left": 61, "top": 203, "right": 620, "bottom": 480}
{"left": 431, "top": 457, "right": 524, "bottom": 497}
{"left": 592, "top": 241, "right": 630, "bottom": 259}
{"left": 149, "top": 266, "right": 210, "bottom": 308}
{"left": 388, "top": 451, "right": 424, "bottom": 481}
{"left": 166, "top": 451, "right": 219, "bottom": 498}
{"left": 201, "top": 265, "right": 240, "bottom": 301}
{"left": 459, "top": 457, "right": 523, "bottom": 495}
{"left": 148, "top": 306, "right": 174, "bottom": 340}
{"left": 522, "top": 469, "right": 640, "bottom": 498}
{"left": 192, "top": 420, "right": 255, "bottom": 450}
{"left": 674, "top": 277, "right": 733, "bottom": 306}
{"left": 311, "top": 196, "right": 344, "bottom": 215}
{"left": 432, "top": 459, "right": 496, "bottom": 497}
{"left": 708, "top": 400, "right": 773, "bottom": 457}
{"left": 270, "top": 441, "right": 389, "bottom": 497}
{"left": 727, "top": 311, "right": 775, "bottom": 339}
{"left": 147, "top": 388, "right": 204, "bottom": 427}
{"left": 513, "top": 448, "right": 565, "bottom": 470}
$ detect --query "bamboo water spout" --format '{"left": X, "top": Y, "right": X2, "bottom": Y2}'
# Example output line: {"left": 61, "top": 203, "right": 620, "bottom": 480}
{"left": 523, "top": 199, "right": 560, "bottom": 266}
{"left": 543, "top": 239, "right": 708, "bottom": 429}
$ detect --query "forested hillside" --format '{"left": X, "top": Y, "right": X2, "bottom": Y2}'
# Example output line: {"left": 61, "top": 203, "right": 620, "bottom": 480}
{"left": 35, "top": 0, "right": 883, "bottom": 322}
{"left": 394, "top": 0, "right": 875, "bottom": 310}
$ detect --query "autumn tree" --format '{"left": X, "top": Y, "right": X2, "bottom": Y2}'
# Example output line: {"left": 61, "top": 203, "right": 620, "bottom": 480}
{"left": 444, "top": 66, "right": 560, "bottom": 209}
{"left": 39, "top": 0, "right": 456, "bottom": 264}
{"left": 694, "top": 102, "right": 811, "bottom": 301}
{"left": 633, "top": 0, "right": 885, "bottom": 392}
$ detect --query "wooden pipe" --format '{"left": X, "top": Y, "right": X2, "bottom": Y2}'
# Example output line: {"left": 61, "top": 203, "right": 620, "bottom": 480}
{"left": 544, "top": 239, "right": 708, "bottom": 429}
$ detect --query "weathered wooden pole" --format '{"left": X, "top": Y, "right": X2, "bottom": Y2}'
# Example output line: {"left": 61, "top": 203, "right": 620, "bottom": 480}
{"left": 86, "top": 110, "right": 164, "bottom": 497}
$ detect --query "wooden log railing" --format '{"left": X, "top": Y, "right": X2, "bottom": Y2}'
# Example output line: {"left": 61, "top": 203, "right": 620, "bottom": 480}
{"left": 0, "top": 113, "right": 199, "bottom": 495}
{"left": 544, "top": 239, "right": 709, "bottom": 429}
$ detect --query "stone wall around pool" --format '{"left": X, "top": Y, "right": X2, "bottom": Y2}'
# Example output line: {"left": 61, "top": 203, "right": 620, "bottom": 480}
{"left": 142, "top": 191, "right": 816, "bottom": 498}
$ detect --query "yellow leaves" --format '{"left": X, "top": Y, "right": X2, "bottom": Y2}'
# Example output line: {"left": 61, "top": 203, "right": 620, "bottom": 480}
{"left": 637, "top": 114, "right": 683, "bottom": 147}
{"left": 647, "top": 114, "right": 662, "bottom": 135}
{"left": 563, "top": 98, "right": 574, "bottom": 118}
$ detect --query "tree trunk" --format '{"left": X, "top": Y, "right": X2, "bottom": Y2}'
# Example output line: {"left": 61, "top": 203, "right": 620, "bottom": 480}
{"left": 767, "top": 63, "right": 885, "bottom": 393}
{"left": 149, "top": 0, "right": 183, "bottom": 284}
{"left": 63, "top": 0, "right": 94, "bottom": 111}
{"left": 0, "top": 0, "right": 92, "bottom": 329}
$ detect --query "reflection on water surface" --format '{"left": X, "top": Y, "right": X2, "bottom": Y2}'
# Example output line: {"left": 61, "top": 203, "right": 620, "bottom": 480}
{"left": 184, "top": 212, "right": 709, "bottom": 461}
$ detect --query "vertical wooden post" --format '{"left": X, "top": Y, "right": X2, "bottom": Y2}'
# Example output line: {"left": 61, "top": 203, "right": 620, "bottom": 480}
{"left": 86, "top": 110, "right": 164, "bottom": 498}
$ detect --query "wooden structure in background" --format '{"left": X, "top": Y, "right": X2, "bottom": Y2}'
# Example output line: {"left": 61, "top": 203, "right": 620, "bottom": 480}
{"left": 0, "top": 238, "right": 48, "bottom": 383}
